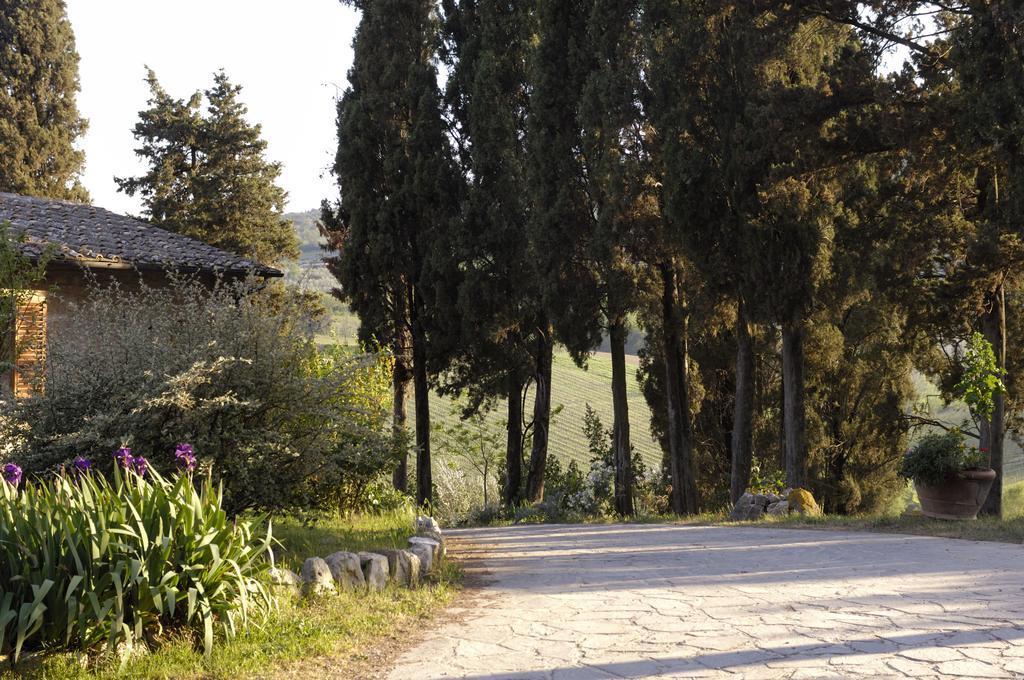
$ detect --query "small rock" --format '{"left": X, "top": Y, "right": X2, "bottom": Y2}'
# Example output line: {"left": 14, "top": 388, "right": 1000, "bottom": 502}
{"left": 741, "top": 504, "right": 766, "bottom": 521}
{"left": 268, "top": 567, "right": 300, "bottom": 587}
{"left": 300, "top": 557, "right": 336, "bottom": 596}
{"left": 378, "top": 548, "right": 421, "bottom": 587}
{"left": 415, "top": 515, "right": 444, "bottom": 545}
{"left": 409, "top": 535, "right": 443, "bottom": 562}
{"left": 409, "top": 542, "right": 434, "bottom": 574}
{"left": 787, "top": 488, "right": 822, "bottom": 517}
{"left": 325, "top": 551, "right": 365, "bottom": 591}
{"left": 416, "top": 515, "right": 441, "bottom": 534}
{"left": 767, "top": 500, "right": 789, "bottom": 516}
{"left": 729, "top": 492, "right": 756, "bottom": 520}
{"left": 358, "top": 552, "right": 389, "bottom": 591}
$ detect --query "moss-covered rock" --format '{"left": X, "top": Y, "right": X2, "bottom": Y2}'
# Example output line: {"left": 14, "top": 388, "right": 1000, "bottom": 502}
{"left": 787, "top": 488, "right": 822, "bottom": 516}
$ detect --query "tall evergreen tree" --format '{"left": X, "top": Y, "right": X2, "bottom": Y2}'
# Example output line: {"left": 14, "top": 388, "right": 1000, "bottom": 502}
{"left": 322, "top": 0, "right": 459, "bottom": 506}
{"left": 523, "top": 0, "right": 597, "bottom": 502}
{"left": 439, "top": 0, "right": 540, "bottom": 507}
{"left": 0, "top": 0, "right": 87, "bottom": 200}
{"left": 526, "top": 0, "right": 651, "bottom": 513}
{"left": 117, "top": 70, "right": 298, "bottom": 266}
{"left": 577, "top": 0, "right": 655, "bottom": 516}
{"left": 808, "top": 2, "right": 1024, "bottom": 516}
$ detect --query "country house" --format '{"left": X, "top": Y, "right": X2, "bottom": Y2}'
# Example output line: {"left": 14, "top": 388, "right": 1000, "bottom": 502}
{"left": 0, "top": 192, "right": 281, "bottom": 397}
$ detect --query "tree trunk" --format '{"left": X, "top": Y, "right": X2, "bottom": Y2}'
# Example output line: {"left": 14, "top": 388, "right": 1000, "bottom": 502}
{"left": 730, "top": 299, "right": 755, "bottom": 503}
{"left": 980, "top": 282, "right": 1006, "bottom": 517}
{"left": 610, "top": 319, "right": 634, "bottom": 516}
{"left": 504, "top": 373, "right": 524, "bottom": 507}
{"left": 660, "top": 262, "right": 698, "bottom": 515}
{"left": 391, "top": 353, "right": 411, "bottom": 492}
{"left": 391, "top": 287, "right": 412, "bottom": 493}
{"left": 410, "top": 287, "right": 432, "bottom": 507}
{"left": 782, "top": 314, "right": 807, "bottom": 489}
{"left": 525, "top": 324, "right": 553, "bottom": 502}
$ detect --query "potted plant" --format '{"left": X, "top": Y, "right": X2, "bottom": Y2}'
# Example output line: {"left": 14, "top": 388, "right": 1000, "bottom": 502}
{"left": 901, "top": 431, "right": 994, "bottom": 519}
{"left": 901, "top": 333, "right": 1004, "bottom": 520}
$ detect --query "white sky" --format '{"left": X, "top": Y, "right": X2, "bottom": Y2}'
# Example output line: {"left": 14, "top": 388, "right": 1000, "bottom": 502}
{"left": 66, "top": 0, "right": 360, "bottom": 215}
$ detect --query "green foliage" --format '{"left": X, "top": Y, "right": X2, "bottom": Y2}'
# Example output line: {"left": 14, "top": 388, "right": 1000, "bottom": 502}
{"left": 900, "top": 431, "right": 987, "bottom": 486}
{"left": 0, "top": 0, "right": 87, "bottom": 200}
{"left": 5, "top": 278, "right": 397, "bottom": 516}
{"left": 1, "top": 509, "right": 460, "bottom": 679}
{"left": 116, "top": 70, "right": 298, "bottom": 266}
{"left": 0, "top": 466, "right": 272, "bottom": 662}
{"left": 749, "top": 462, "right": 786, "bottom": 496}
{"left": 956, "top": 332, "right": 1007, "bottom": 421}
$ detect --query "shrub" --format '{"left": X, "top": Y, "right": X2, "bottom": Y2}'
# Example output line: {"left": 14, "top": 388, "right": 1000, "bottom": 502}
{"left": 4, "top": 277, "right": 398, "bottom": 515}
{"left": 0, "top": 461, "right": 273, "bottom": 662}
{"left": 431, "top": 458, "right": 484, "bottom": 526}
{"left": 900, "top": 431, "right": 987, "bottom": 486}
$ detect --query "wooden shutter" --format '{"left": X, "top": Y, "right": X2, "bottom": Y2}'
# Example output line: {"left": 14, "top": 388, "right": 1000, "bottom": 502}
{"left": 12, "top": 292, "right": 46, "bottom": 398}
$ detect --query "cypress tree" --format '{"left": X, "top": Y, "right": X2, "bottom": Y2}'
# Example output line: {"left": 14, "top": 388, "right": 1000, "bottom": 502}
{"left": 439, "top": 0, "right": 539, "bottom": 507}
{"left": 323, "top": 0, "right": 459, "bottom": 506}
{"left": 0, "top": 0, "right": 87, "bottom": 200}
{"left": 577, "top": 0, "right": 655, "bottom": 516}
{"left": 526, "top": 0, "right": 651, "bottom": 513}
{"left": 645, "top": 0, "right": 756, "bottom": 509}
{"left": 810, "top": 2, "right": 1024, "bottom": 516}
{"left": 117, "top": 70, "right": 298, "bottom": 266}
{"left": 523, "top": 0, "right": 595, "bottom": 502}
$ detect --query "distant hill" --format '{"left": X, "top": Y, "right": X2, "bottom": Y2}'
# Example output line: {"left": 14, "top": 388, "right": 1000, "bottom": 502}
{"left": 288, "top": 209, "right": 324, "bottom": 266}
{"left": 285, "top": 209, "right": 340, "bottom": 299}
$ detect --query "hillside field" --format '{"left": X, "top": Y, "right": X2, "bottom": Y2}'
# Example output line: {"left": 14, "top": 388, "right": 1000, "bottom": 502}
{"left": 430, "top": 351, "right": 663, "bottom": 473}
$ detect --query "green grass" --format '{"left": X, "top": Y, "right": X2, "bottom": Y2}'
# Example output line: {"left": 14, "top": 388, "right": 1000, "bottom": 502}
{"left": 738, "top": 512, "right": 1024, "bottom": 544}
{"left": 697, "top": 478, "right": 1024, "bottom": 544}
{"left": 431, "top": 351, "right": 662, "bottom": 471}
{"left": 3, "top": 510, "right": 460, "bottom": 680}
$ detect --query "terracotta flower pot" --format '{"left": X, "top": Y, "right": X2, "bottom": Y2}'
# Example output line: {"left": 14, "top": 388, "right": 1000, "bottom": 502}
{"left": 914, "top": 468, "right": 997, "bottom": 520}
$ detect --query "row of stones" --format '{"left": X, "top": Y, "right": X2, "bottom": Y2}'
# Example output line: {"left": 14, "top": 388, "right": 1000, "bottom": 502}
{"left": 729, "top": 487, "right": 822, "bottom": 521}
{"left": 270, "top": 516, "right": 446, "bottom": 596}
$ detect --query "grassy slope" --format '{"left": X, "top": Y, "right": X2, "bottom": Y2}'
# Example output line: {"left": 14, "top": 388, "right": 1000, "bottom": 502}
{"left": 431, "top": 351, "right": 663, "bottom": 472}
{"left": 5, "top": 511, "right": 459, "bottom": 680}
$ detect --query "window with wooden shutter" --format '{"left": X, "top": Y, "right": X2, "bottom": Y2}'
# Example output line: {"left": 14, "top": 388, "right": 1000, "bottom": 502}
{"left": 12, "top": 292, "right": 46, "bottom": 398}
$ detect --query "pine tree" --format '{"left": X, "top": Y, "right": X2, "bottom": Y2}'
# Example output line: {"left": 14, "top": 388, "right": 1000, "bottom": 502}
{"left": 323, "top": 0, "right": 460, "bottom": 506}
{"left": 0, "top": 0, "right": 87, "bottom": 200}
{"left": 117, "top": 70, "right": 297, "bottom": 266}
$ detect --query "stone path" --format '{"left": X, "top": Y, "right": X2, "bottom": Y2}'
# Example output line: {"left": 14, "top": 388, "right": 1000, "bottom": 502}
{"left": 388, "top": 523, "right": 1024, "bottom": 679}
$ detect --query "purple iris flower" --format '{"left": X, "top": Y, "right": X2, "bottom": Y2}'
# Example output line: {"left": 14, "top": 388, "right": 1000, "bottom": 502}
{"left": 3, "top": 462, "right": 22, "bottom": 487}
{"left": 130, "top": 455, "right": 149, "bottom": 477}
{"left": 114, "top": 447, "right": 132, "bottom": 467}
{"left": 174, "top": 443, "right": 196, "bottom": 472}
{"left": 73, "top": 456, "right": 92, "bottom": 474}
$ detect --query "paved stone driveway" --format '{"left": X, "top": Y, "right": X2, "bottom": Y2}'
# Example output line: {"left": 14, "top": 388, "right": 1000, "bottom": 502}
{"left": 389, "top": 523, "right": 1024, "bottom": 679}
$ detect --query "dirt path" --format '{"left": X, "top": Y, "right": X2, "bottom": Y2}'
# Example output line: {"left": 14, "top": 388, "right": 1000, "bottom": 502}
{"left": 388, "top": 523, "right": 1024, "bottom": 679}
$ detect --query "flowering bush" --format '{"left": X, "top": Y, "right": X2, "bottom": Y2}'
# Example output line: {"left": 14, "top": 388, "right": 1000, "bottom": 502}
{"left": 0, "top": 450, "right": 273, "bottom": 662}
{"left": 3, "top": 277, "right": 398, "bottom": 515}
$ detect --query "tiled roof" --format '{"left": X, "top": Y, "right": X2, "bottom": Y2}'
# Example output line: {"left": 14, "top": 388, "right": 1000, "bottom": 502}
{"left": 0, "top": 192, "right": 281, "bottom": 278}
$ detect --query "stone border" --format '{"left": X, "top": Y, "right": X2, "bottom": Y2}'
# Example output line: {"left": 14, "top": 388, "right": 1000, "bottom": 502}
{"left": 270, "top": 515, "right": 447, "bottom": 596}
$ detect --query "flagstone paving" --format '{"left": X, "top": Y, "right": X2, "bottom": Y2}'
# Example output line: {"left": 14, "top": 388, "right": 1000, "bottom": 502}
{"left": 388, "top": 523, "right": 1024, "bottom": 679}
